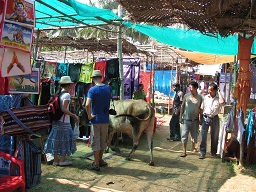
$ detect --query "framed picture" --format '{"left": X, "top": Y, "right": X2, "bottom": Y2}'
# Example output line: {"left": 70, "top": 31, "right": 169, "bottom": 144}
{"left": 5, "top": 0, "right": 35, "bottom": 27}
{"left": 0, "top": 21, "right": 33, "bottom": 52}
{"left": 1, "top": 48, "right": 31, "bottom": 77}
{"left": 9, "top": 68, "right": 40, "bottom": 94}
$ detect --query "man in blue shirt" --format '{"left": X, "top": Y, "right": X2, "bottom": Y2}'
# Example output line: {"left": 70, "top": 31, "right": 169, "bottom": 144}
{"left": 85, "top": 70, "right": 111, "bottom": 171}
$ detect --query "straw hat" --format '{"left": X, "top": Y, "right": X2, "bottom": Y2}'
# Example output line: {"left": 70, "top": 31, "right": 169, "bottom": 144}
{"left": 91, "top": 70, "right": 102, "bottom": 78}
{"left": 58, "top": 76, "right": 73, "bottom": 84}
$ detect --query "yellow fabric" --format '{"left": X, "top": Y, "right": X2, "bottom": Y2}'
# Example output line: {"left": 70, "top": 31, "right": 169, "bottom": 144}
{"left": 172, "top": 48, "right": 234, "bottom": 64}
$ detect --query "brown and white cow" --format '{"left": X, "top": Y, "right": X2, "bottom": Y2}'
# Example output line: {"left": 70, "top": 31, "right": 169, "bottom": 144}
{"left": 108, "top": 99, "right": 155, "bottom": 166}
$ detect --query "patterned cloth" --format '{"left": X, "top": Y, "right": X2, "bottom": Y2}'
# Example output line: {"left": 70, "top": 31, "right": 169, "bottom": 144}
{"left": 44, "top": 121, "right": 76, "bottom": 156}
{"left": 106, "top": 58, "right": 119, "bottom": 79}
{"left": 79, "top": 62, "right": 95, "bottom": 83}
{"left": 69, "top": 63, "right": 81, "bottom": 82}
{"left": 55, "top": 63, "right": 69, "bottom": 81}
{"left": 0, "top": 95, "right": 15, "bottom": 111}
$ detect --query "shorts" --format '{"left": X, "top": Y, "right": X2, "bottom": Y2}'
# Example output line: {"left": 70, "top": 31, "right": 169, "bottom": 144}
{"left": 181, "top": 120, "right": 199, "bottom": 144}
{"left": 90, "top": 123, "right": 109, "bottom": 151}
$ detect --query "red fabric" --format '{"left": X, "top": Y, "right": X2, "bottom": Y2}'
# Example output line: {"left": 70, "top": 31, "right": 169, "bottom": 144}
{"left": 94, "top": 60, "right": 107, "bottom": 82}
{"left": 139, "top": 71, "right": 151, "bottom": 94}
{"left": 0, "top": 74, "right": 9, "bottom": 95}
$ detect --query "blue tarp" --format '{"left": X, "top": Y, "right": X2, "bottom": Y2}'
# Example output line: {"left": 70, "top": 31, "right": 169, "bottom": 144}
{"left": 154, "top": 70, "right": 177, "bottom": 97}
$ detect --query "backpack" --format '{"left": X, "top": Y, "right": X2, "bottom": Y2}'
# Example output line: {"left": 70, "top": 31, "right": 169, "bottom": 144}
{"left": 47, "top": 91, "right": 67, "bottom": 121}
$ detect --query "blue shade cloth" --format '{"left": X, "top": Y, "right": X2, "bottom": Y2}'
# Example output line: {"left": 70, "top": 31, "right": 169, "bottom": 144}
{"left": 35, "top": 0, "right": 121, "bottom": 29}
{"left": 154, "top": 70, "right": 177, "bottom": 97}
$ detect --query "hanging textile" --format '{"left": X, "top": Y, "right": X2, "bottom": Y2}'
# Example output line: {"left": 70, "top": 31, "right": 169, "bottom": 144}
{"left": 139, "top": 71, "right": 151, "bottom": 94}
{"left": 79, "top": 62, "right": 94, "bottom": 83}
{"left": 250, "top": 63, "right": 256, "bottom": 93}
{"left": 34, "top": 59, "right": 45, "bottom": 78}
{"left": 55, "top": 63, "right": 69, "bottom": 81}
{"left": 39, "top": 79, "right": 52, "bottom": 105}
{"left": 76, "top": 82, "right": 86, "bottom": 97}
{"left": 0, "top": 76, "right": 9, "bottom": 95}
{"left": 106, "top": 58, "right": 119, "bottom": 79}
{"left": 245, "top": 109, "right": 255, "bottom": 146}
{"left": 43, "top": 61, "right": 57, "bottom": 80}
{"left": 233, "top": 36, "right": 254, "bottom": 115}
{"left": 123, "top": 58, "right": 140, "bottom": 99}
{"left": 94, "top": 60, "right": 107, "bottom": 82}
{"left": 109, "top": 78, "right": 120, "bottom": 98}
{"left": 236, "top": 109, "right": 245, "bottom": 144}
{"left": 69, "top": 63, "right": 81, "bottom": 83}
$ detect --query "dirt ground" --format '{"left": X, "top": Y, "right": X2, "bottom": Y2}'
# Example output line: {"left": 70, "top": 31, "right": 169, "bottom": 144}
{"left": 28, "top": 114, "right": 256, "bottom": 192}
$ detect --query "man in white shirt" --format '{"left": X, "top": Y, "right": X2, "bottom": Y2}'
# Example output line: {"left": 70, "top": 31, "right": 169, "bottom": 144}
{"left": 199, "top": 82, "right": 224, "bottom": 159}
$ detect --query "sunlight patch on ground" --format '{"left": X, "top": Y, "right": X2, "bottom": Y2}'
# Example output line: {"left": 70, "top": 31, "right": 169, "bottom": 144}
{"left": 218, "top": 174, "right": 256, "bottom": 192}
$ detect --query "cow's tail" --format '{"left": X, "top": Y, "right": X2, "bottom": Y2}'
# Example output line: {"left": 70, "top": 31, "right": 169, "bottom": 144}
{"left": 114, "top": 103, "right": 153, "bottom": 121}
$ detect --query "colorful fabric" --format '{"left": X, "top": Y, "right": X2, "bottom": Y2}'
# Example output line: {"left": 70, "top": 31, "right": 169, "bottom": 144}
{"left": 79, "top": 62, "right": 94, "bottom": 83}
{"left": 109, "top": 79, "right": 120, "bottom": 98}
{"left": 106, "top": 58, "right": 119, "bottom": 79}
{"left": 95, "top": 60, "right": 107, "bottom": 82}
{"left": 69, "top": 63, "right": 81, "bottom": 82}
{"left": 43, "top": 61, "right": 57, "bottom": 79}
{"left": 0, "top": 95, "right": 15, "bottom": 111}
{"left": 245, "top": 110, "right": 255, "bottom": 146}
{"left": 55, "top": 63, "right": 69, "bottom": 81}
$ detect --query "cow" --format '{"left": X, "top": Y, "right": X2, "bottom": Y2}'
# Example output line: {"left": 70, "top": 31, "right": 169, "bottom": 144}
{"left": 107, "top": 99, "right": 155, "bottom": 166}
{"left": 16, "top": 76, "right": 36, "bottom": 90}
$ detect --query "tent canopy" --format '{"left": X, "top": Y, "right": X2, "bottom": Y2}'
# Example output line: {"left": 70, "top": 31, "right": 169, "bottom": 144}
{"left": 34, "top": 0, "right": 256, "bottom": 64}
{"left": 35, "top": 0, "right": 120, "bottom": 30}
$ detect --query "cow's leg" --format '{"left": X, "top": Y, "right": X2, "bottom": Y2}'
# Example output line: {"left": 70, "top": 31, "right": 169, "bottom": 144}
{"left": 126, "top": 131, "right": 142, "bottom": 161}
{"left": 146, "top": 130, "right": 154, "bottom": 166}
{"left": 106, "top": 130, "right": 115, "bottom": 153}
{"left": 146, "top": 114, "right": 155, "bottom": 166}
{"left": 106, "top": 130, "right": 121, "bottom": 153}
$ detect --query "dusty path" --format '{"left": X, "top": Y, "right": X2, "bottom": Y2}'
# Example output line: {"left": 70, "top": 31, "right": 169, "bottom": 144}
{"left": 29, "top": 114, "right": 256, "bottom": 192}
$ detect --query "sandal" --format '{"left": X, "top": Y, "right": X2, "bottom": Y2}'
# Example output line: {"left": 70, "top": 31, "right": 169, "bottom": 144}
{"left": 99, "top": 159, "right": 108, "bottom": 167}
{"left": 180, "top": 153, "right": 187, "bottom": 157}
{"left": 86, "top": 162, "right": 100, "bottom": 171}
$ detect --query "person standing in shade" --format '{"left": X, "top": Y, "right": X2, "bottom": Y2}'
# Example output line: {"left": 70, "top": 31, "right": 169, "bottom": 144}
{"left": 44, "top": 76, "right": 80, "bottom": 166}
{"left": 167, "top": 83, "right": 183, "bottom": 141}
{"left": 132, "top": 83, "right": 146, "bottom": 101}
{"left": 179, "top": 81, "right": 203, "bottom": 157}
{"left": 85, "top": 70, "right": 111, "bottom": 171}
{"left": 199, "top": 82, "right": 224, "bottom": 159}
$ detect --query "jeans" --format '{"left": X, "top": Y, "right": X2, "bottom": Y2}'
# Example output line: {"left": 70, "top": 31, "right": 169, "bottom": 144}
{"left": 199, "top": 115, "right": 220, "bottom": 155}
